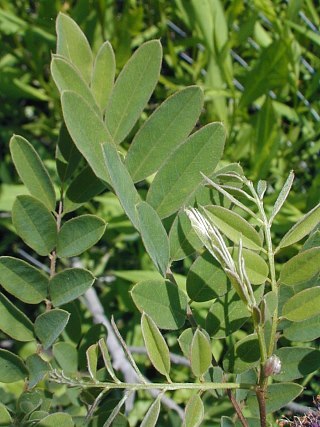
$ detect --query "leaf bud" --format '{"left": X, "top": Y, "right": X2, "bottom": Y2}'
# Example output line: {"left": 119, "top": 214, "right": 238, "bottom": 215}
{"left": 264, "top": 355, "right": 281, "bottom": 377}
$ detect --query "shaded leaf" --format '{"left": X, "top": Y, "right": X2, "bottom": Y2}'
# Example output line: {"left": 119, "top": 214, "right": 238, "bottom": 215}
{"left": 282, "top": 287, "right": 320, "bottom": 322}
{"left": 0, "top": 292, "right": 34, "bottom": 341}
{"left": 247, "top": 383, "right": 303, "bottom": 415}
{"left": 280, "top": 247, "right": 320, "bottom": 286}
{"left": 274, "top": 347, "right": 320, "bottom": 382}
{"left": 136, "top": 201, "right": 170, "bottom": 277}
{"left": 283, "top": 315, "right": 320, "bottom": 342}
{"left": 187, "top": 251, "right": 228, "bottom": 302}
{"left": 147, "top": 123, "right": 225, "bottom": 218}
{"left": 57, "top": 215, "right": 106, "bottom": 257}
{"left": 61, "top": 91, "right": 113, "bottom": 182}
{"left": 204, "top": 205, "right": 262, "bottom": 250}
{"left": 66, "top": 166, "right": 106, "bottom": 205}
{"left": 141, "top": 313, "right": 171, "bottom": 379}
{"left": 51, "top": 55, "right": 99, "bottom": 114}
{"left": 102, "top": 142, "right": 141, "bottom": 229}
{"left": 91, "top": 41, "right": 116, "bottom": 112}
{"left": 0, "top": 256, "right": 48, "bottom": 304}
{"left": 10, "top": 135, "right": 56, "bottom": 211}
{"left": 0, "top": 349, "right": 28, "bottom": 383}
{"left": 26, "top": 354, "right": 50, "bottom": 388}
{"left": 131, "top": 279, "right": 187, "bottom": 330}
{"left": 140, "top": 394, "right": 161, "bottom": 427}
{"left": 56, "top": 123, "right": 83, "bottom": 183}
{"left": 53, "top": 342, "right": 78, "bottom": 373}
{"left": 270, "top": 171, "right": 294, "bottom": 223}
{"left": 126, "top": 86, "right": 203, "bottom": 182}
{"left": 183, "top": 394, "right": 204, "bottom": 427}
{"left": 230, "top": 247, "right": 269, "bottom": 285}
{"left": 0, "top": 403, "right": 12, "bottom": 424}
{"left": 105, "top": 40, "right": 162, "bottom": 144}
{"left": 190, "top": 329, "right": 212, "bottom": 377}
{"left": 56, "top": 12, "right": 92, "bottom": 83}
{"left": 12, "top": 195, "right": 57, "bottom": 256}
{"left": 38, "top": 412, "right": 74, "bottom": 426}
{"left": 169, "top": 210, "right": 203, "bottom": 261}
{"left": 86, "top": 343, "right": 98, "bottom": 380}
{"left": 223, "top": 334, "right": 260, "bottom": 374}
{"left": 49, "top": 268, "right": 95, "bottom": 306}
{"left": 277, "top": 202, "right": 320, "bottom": 251}
{"left": 34, "top": 309, "right": 70, "bottom": 349}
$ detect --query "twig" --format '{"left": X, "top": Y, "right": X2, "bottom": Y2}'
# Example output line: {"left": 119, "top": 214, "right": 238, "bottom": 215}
{"left": 83, "top": 287, "right": 184, "bottom": 419}
{"left": 227, "top": 389, "right": 249, "bottom": 427}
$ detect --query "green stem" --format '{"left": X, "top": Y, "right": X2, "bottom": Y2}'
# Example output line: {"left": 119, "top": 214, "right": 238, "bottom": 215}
{"left": 51, "top": 379, "right": 257, "bottom": 392}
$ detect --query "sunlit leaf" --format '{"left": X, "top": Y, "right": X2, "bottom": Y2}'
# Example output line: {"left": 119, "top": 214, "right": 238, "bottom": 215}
{"left": 280, "top": 247, "right": 320, "bottom": 286}
{"left": 282, "top": 287, "right": 320, "bottom": 321}
{"left": 183, "top": 394, "right": 204, "bottom": 427}
{"left": 34, "top": 309, "right": 70, "bottom": 350}
{"left": 190, "top": 328, "right": 212, "bottom": 377}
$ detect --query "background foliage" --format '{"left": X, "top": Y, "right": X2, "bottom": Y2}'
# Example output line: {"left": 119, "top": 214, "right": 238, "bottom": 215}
{"left": 0, "top": 1, "right": 319, "bottom": 426}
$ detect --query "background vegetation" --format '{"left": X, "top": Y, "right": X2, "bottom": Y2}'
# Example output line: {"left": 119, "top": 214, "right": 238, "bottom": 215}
{"left": 0, "top": 1, "right": 319, "bottom": 426}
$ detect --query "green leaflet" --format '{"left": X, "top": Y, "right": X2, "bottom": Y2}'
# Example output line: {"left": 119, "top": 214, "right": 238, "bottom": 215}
{"left": 274, "top": 347, "right": 320, "bottom": 382}
{"left": 57, "top": 215, "right": 106, "bottom": 258}
{"left": 0, "top": 292, "right": 34, "bottom": 341}
{"left": 131, "top": 279, "right": 187, "bottom": 330}
{"left": 105, "top": 40, "right": 162, "bottom": 144}
{"left": 283, "top": 314, "right": 320, "bottom": 342}
{"left": 65, "top": 166, "right": 106, "bottom": 206}
{"left": 0, "top": 256, "right": 48, "bottom": 303}
{"left": 190, "top": 329, "right": 212, "bottom": 377}
{"left": 223, "top": 333, "right": 260, "bottom": 374}
{"left": 280, "top": 247, "right": 320, "bottom": 286}
{"left": 169, "top": 210, "right": 203, "bottom": 261}
{"left": 230, "top": 247, "right": 269, "bottom": 285}
{"left": 277, "top": 202, "right": 320, "bottom": 251}
{"left": 136, "top": 201, "right": 170, "bottom": 277}
{"left": 49, "top": 268, "right": 95, "bottom": 306}
{"left": 140, "top": 394, "right": 161, "bottom": 427}
{"left": 34, "top": 309, "right": 70, "bottom": 350}
{"left": 0, "top": 403, "right": 12, "bottom": 424}
{"left": 10, "top": 135, "right": 56, "bottom": 211}
{"left": 147, "top": 122, "right": 225, "bottom": 218}
{"left": 141, "top": 313, "right": 171, "bottom": 380}
{"left": 86, "top": 343, "right": 99, "bottom": 380}
{"left": 26, "top": 354, "right": 50, "bottom": 388}
{"left": 12, "top": 195, "right": 57, "bottom": 256}
{"left": 204, "top": 205, "right": 262, "bottom": 251}
{"left": 183, "top": 394, "right": 204, "bottom": 427}
{"left": 91, "top": 41, "right": 115, "bottom": 112}
{"left": 51, "top": 55, "right": 99, "bottom": 115}
{"left": 61, "top": 90, "right": 113, "bottom": 183}
{"left": 102, "top": 142, "right": 141, "bottom": 230}
{"left": 56, "top": 12, "right": 93, "bottom": 84}
{"left": 247, "top": 383, "right": 303, "bottom": 415}
{"left": 0, "top": 349, "right": 28, "bottom": 383}
{"left": 186, "top": 251, "right": 228, "bottom": 302}
{"left": 37, "top": 412, "right": 74, "bottom": 426}
{"left": 56, "top": 123, "right": 83, "bottom": 183}
{"left": 282, "top": 287, "right": 320, "bottom": 322}
{"left": 126, "top": 86, "right": 204, "bottom": 182}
